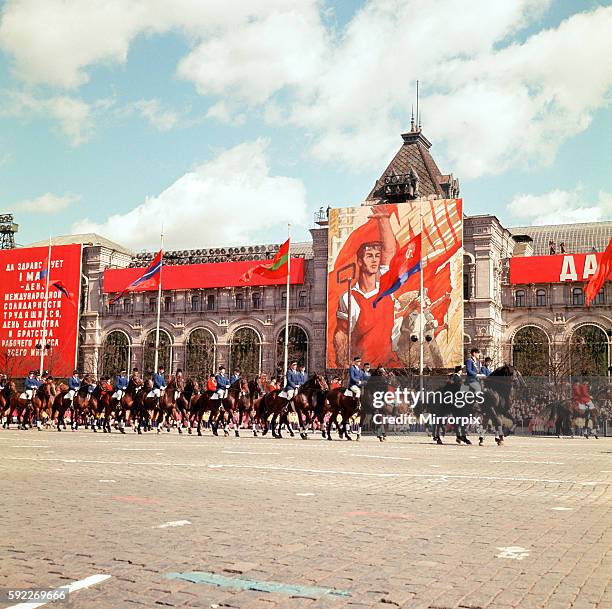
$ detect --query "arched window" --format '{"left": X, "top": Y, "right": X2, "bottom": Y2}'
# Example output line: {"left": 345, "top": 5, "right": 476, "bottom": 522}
{"left": 143, "top": 329, "right": 172, "bottom": 374}
{"left": 230, "top": 327, "right": 261, "bottom": 378}
{"left": 515, "top": 290, "right": 525, "bottom": 307}
{"left": 512, "top": 326, "right": 549, "bottom": 376}
{"left": 571, "top": 325, "right": 608, "bottom": 376}
{"left": 235, "top": 293, "right": 244, "bottom": 310}
{"left": 572, "top": 287, "right": 584, "bottom": 305}
{"left": 594, "top": 288, "right": 605, "bottom": 305}
{"left": 186, "top": 328, "right": 215, "bottom": 382}
{"left": 191, "top": 294, "right": 200, "bottom": 312}
{"left": 536, "top": 289, "right": 546, "bottom": 307}
{"left": 276, "top": 325, "right": 309, "bottom": 372}
{"left": 252, "top": 292, "right": 261, "bottom": 310}
{"left": 102, "top": 331, "right": 130, "bottom": 377}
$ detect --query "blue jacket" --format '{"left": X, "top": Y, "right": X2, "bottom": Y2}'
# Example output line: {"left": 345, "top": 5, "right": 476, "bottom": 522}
{"left": 349, "top": 365, "right": 363, "bottom": 386}
{"left": 68, "top": 376, "right": 81, "bottom": 391}
{"left": 216, "top": 373, "right": 230, "bottom": 390}
{"left": 481, "top": 366, "right": 492, "bottom": 377}
{"left": 25, "top": 377, "right": 41, "bottom": 390}
{"left": 284, "top": 369, "right": 301, "bottom": 390}
{"left": 298, "top": 371, "right": 307, "bottom": 384}
{"left": 230, "top": 374, "right": 240, "bottom": 385}
{"left": 115, "top": 375, "right": 129, "bottom": 391}
{"left": 465, "top": 358, "right": 481, "bottom": 378}
{"left": 153, "top": 372, "right": 166, "bottom": 389}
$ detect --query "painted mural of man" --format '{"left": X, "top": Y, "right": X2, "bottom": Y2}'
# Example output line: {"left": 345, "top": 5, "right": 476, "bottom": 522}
{"left": 333, "top": 207, "right": 400, "bottom": 367}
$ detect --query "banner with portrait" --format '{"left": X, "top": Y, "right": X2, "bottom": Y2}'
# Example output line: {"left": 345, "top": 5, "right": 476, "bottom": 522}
{"left": 326, "top": 199, "right": 463, "bottom": 370}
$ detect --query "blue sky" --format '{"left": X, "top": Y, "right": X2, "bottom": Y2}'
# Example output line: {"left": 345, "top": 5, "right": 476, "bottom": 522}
{"left": 0, "top": 0, "right": 611, "bottom": 250}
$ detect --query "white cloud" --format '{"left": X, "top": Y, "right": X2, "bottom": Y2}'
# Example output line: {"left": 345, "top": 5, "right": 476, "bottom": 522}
{"left": 10, "top": 192, "right": 80, "bottom": 214}
{"left": 72, "top": 140, "right": 307, "bottom": 249}
{"left": 508, "top": 188, "right": 612, "bottom": 225}
{"left": 127, "top": 99, "right": 180, "bottom": 132}
{"left": 2, "top": 0, "right": 612, "bottom": 178}
{"left": 0, "top": 90, "right": 93, "bottom": 145}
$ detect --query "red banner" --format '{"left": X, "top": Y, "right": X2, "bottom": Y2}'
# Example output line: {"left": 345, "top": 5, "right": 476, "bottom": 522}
{"left": 0, "top": 244, "right": 82, "bottom": 377}
{"left": 510, "top": 252, "right": 612, "bottom": 284}
{"left": 103, "top": 258, "right": 305, "bottom": 293}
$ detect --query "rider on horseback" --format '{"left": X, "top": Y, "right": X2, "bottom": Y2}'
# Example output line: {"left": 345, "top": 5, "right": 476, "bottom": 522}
{"left": 113, "top": 369, "right": 129, "bottom": 401}
{"left": 152, "top": 365, "right": 167, "bottom": 401}
{"left": 347, "top": 356, "right": 365, "bottom": 402}
{"left": 24, "top": 370, "right": 41, "bottom": 403}
{"left": 279, "top": 361, "right": 300, "bottom": 401}
{"left": 213, "top": 365, "right": 230, "bottom": 400}
{"left": 67, "top": 370, "right": 81, "bottom": 401}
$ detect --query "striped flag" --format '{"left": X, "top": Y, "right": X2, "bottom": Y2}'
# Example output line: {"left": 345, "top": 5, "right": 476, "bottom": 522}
{"left": 241, "top": 239, "right": 290, "bottom": 282}
{"left": 585, "top": 235, "right": 612, "bottom": 306}
{"left": 110, "top": 250, "right": 163, "bottom": 304}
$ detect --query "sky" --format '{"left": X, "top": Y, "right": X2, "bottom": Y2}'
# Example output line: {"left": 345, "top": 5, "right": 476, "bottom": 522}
{"left": 0, "top": 0, "right": 611, "bottom": 251}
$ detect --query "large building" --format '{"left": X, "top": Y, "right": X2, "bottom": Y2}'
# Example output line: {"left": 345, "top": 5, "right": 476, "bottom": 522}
{"left": 28, "top": 126, "right": 612, "bottom": 379}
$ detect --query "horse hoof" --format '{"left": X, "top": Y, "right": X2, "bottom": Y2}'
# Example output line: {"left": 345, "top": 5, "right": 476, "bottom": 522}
{"left": 356, "top": 435, "right": 360, "bottom": 441}
{"left": 235, "top": 431, "right": 240, "bottom": 437}
{"left": 197, "top": 430, "right": 202, "bottom": 437}
{"left": 119, "top": 428, "right": 125, "bottom": 434}
{"left": 137, "top": 429, "right": 142, "bottom": 435}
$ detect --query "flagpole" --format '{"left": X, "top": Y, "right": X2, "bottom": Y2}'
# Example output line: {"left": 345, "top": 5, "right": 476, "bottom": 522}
{"left": 283, "top": 224, "right": 291, "bottom": 384}
{"left": 153, "top": 228, "right": 164, "bottom": 372}
{"left": 39, "top": 237, "right": 52, "bottom": 374}
{"left": 419, "top": 199, "right": 424, "bottom": 392}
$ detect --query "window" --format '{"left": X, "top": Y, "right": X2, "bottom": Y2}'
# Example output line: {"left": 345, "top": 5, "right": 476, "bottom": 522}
{"left": 148, "top": 297, "right": 157, "bottom": 313}
{"left": 252, "top": 292, "right": 261, "bottom": 309}
{"left": 207, "top": 294, "right": 215, "bottom": 311}
{"left": 463, "top": 273, "right": 469, "bottom": 300}
{"left": 123, "top": 299, "right": 132, "bottom": 314}
{"left": 191, "top": 295, "right": 200, "bottom": 312}
{"left": 594, "top": 288, "right": 605, "bottom": 305}
{"left": 572, "top": 287, "right": 584, "bottom": 306}
{"left": 235, "top": 293, "right": 244, "bottom": 310}
{"left": 535, "top": 289, "right": 546, "bottom": 307}
{"left": 515, "top": 290, "right": 525, "bottom": 307}
{"left": 298, "top": 291, "right": 307, "bottom": 308}
{"left": 281, "top": 291, "right": 287, "bottom": 308}
{"left": 164, "top": 296, "right": 172, "bottom": 312}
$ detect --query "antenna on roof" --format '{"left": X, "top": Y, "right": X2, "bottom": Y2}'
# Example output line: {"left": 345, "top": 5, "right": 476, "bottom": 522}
{"left": 410, "top": 105, "right": 415, "bottom": 131}
{"left": 415, "top": 80, "right": 419, "bottom": 132}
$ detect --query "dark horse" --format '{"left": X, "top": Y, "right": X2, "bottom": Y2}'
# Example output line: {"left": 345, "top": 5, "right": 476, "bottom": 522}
{"left": 289, "top": 374, "right": 329, "bottom": 439}
{"left": 325, "top": 386, "right": 362, "bottom": 441}
{"left": 476, "top": 364, "right": 526, "bottom": 445}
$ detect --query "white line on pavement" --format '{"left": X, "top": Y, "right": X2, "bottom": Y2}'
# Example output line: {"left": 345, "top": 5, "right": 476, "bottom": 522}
{"left": 296, "top": 493, "right": 316, "bottom": 496}
{"left": 6, "top": 574, "right": 111, "bottom": 609}
{"left": 551, "top": 507, "right": 572, "bottom": 511}
{"left": 5, "top": 456, "right": 608, "bottom": 486}
{"left": 222, "top": 450, "right": 281, "bottom": 455}
{"left": 98, "top": 479, "right": 116, "bottom": 483}
{"left": 155, "top": 520, "right": 191, "bottom": 528}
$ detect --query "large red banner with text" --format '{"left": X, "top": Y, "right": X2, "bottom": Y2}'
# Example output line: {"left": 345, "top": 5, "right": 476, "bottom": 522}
{"left": 0, "top": 244, "right": 82, "bottom": 377}
{"left": 510, "top": 252, "right": 612, "bottom": 284}
{"left": 103, "top": 258, "right": 305, "bottom": 293}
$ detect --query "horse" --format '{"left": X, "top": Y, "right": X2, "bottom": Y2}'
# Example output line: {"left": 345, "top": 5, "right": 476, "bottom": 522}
{"left": 71, "top": 383, "right": 95, "bottom": 430}
{"left": 51, "top": 383, "right": 71, "bottom": 431}
{"left": 476, "top": 364, "right": 526, "bottom": 445}
{"left": 257, "top": 388, "right": 293, "bottom": 439}
{"left": 32, "top": 378, "right": 56, "bottom": 429}
{"left": 325, "top": 386, "right": 362, "bottom": 441}
{"left": 291, "top": 374, "right": 329, "bottom": 439}
{"left": 175, "top": 378, "right": 199, "bottom": 434}
{"left": 115, "top": 377, "right": 143, "bottom": 432}
{"left": 1, "top": 381, "right": 22, "bottom": 429}
{"left": 215, "top": 378, "right": 250, "bottom": 437}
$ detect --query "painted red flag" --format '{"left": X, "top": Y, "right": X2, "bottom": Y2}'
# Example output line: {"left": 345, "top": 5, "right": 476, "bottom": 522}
{"left": 585, "top": 235, "right": 612, "bottom": 306}
{"left": 241, "top": 239, "right": 290, "bottom": 282}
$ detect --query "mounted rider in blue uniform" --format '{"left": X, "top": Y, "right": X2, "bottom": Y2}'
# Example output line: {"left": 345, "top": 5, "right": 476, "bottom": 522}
{"left": 214, "top": 365, "right": 230, "bottom": 400}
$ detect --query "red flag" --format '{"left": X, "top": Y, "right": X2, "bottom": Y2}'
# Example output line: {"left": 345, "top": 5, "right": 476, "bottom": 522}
{"left": 241, "top": 239, "right": 290, "bottom": 282}
{"left": 585, "top": 235, "right": 612, "bottom": 306}
{"left": 110, "top": 249, "right": 162, "bottom": 304}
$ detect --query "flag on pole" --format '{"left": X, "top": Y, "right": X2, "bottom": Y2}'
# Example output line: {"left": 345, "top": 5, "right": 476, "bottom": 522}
{"left": 585, "top": 235, "right": 612, "bottom": 306}
{"left": 372, "top": 234, "right": 422, "bottom": 308}
{"left": 110, "top": 250, "right": 163, "bottom": 304}
{"left": 241, "top": 239, "right": 290, "bottom": 282}
{"left": 52, "top": 280, "right": 74, "bottom": 303}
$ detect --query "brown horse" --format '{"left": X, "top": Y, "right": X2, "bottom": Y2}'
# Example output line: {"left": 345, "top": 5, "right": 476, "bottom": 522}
{"left": 115, "top": 377, "right": 143, "bottom": 432}
{"left": 257, "top": 388, "right": 293, "bottom": 439}
{"left": 32, "top": 378, "right": 56, "bottom": 428}
{"left": 1, "top": 381, "right": 22, "bottom": 429}
{"left": 51, "top": 383, "right": 71, "bottom": 431}
{"left": 291, "top": 374, "right": 329, "bottom": 439}
{"left": 325, "top": 387, "right": 362, "bottom": 440}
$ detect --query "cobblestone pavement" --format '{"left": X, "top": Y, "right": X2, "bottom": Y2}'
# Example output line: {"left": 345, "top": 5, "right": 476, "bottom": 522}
{"left": 1, "top": 430, "right": 611, "bottom": 609}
